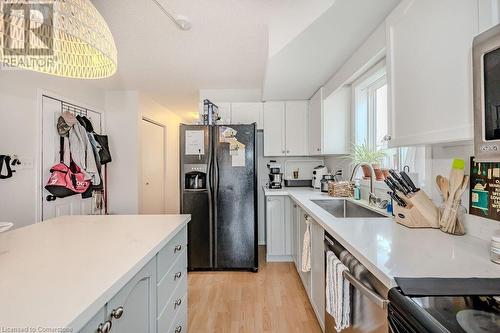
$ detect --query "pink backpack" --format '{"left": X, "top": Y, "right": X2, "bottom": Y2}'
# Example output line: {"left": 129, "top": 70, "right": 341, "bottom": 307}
{"left": 45, "top": 137, "right": 91, "bottom": 198}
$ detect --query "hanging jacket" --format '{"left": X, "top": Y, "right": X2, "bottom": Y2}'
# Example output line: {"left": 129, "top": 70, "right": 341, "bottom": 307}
{"left": 68, "top": 121, "right": 101, "bottom": 186}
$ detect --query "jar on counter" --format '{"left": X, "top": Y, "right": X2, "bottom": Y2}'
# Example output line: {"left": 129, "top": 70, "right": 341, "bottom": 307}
{"left": 491, "top": 230, "right": 500, "bottom": 265}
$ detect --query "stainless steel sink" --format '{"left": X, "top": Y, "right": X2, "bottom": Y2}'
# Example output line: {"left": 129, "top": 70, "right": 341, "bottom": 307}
{"left": 311, "top": 200, "right": 386, "bottom": 218}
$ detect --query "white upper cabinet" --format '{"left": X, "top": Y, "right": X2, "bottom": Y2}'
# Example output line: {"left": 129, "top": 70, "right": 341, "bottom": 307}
{"left": 308, "top": 89, "right": 323, "bottom": 155}
{"left": 263, "top": 101, "right": 309, "bottom": 157}
{"left": 263, "top": 102, "right": 286, "bottom": 156}
{"left": 308, "top": 87, "right": 350, "bottom": 155}
{"left": 285, "top": 101, "right": 309, "bottom": 156}
{"left": 386, "top": 0, "right": 482, "bottom": 147}
{"left": 231, "top": 102, "right": 263, "bottom": 129}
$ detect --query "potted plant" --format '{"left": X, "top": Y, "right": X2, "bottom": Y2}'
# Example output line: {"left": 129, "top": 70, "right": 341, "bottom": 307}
{"left": 347, "top": 142, "right": 387, "bottom": 180}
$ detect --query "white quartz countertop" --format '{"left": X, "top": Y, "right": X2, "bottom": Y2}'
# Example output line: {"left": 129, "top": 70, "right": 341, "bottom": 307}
{"left": 0, "top": 214, "right": 190, "bottom": 332}
{"left": 264, "top": 187, "right": 500, "bottom": 288}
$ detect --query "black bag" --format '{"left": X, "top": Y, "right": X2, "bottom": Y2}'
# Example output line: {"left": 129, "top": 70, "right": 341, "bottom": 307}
{"left": 77, "top": 115, "right": 112, "bottom": 165}
{"left": 93, "top": 133, "right": 112, "bottom": 164}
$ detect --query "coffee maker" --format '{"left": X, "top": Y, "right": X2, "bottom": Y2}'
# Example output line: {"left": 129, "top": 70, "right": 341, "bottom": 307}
{"left": 267, "top": 162, "right": 283, "bottom": 189}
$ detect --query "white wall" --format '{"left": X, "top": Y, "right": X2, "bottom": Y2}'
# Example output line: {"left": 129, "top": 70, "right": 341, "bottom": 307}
{"left": 323, "top": 22, "right": 386, "bottom": 97}
{"left": 0, "top": 70, "right": 105, "bottom": 229}
{"left": 140, "top": 95, "right": 182, "bottom": 214}
{"left": 105, "top": 92, "right": 182, "bottom": 215}
{"left": 199, "top": 89, "right": 262, "bottom": 103}
{"left": 105, "top": 91, "right": 141, "bottom": 214}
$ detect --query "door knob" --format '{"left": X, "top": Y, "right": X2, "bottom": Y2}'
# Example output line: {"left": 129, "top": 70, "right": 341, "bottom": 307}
{"left": 174, "top": 272, "right": 182, "bottom": 280}
{"left": 145, "top": 182, "right": 150, "bottom": 185}
{"left": 175, "top": 326, "right": 182, "bottom": 333}
{"left": 174, "top": 298, "right": 182, "bottom": 308}
{"left": 46, "top": 195, "right": 57, "bottom": 202}
{"left": 97, "top": 321, "right": 112, "bottom": 333}
{"left": 174, "top": 245, "right": 182, "bottom": 253}
{"left": 111, "top": 306, "right": 124, "bottom": 319}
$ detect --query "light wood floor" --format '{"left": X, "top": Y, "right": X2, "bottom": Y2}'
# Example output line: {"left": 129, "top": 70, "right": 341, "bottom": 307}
{"left": 188, "top": 247, "right": 322, "bottom": 333}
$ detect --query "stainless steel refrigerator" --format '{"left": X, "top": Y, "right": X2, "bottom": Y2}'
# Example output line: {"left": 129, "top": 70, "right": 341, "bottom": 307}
{"left": 180, "top": 124, "right": 258, "bottom": 271}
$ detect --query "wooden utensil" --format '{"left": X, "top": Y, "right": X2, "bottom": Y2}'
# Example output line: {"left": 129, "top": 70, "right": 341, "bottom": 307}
{"left": 440, "top": 160, "right": 465, "bottom": 229}
{"left": 436, "top": 175, "right": 449, "bottom": 201}
{"left": 443, "top": 175, "right": 469, "bottom": 235}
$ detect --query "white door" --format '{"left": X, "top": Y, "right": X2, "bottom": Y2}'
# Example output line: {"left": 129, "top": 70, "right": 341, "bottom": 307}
{"left": 263, "top": 102, "right": 285, "bottom": 156}
{"left": 41, "top": 96, "right": 102, "bottom": 221}
{"left": 285, "top": 101, "right": 308, "bottom": 156}
{"left": 141, "top": 119, "right": 165, "bottom": 214}
{"left": 308, "top": 89, "right": 323, "bottom": 155}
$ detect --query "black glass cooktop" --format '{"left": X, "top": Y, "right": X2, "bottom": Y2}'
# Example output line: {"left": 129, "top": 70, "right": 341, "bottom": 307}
{"left": 411, "top": 295, "right": 500, "bottom": 333}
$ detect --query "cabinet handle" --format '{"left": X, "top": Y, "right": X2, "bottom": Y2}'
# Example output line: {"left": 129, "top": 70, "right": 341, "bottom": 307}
{"left": 304, "top": 214, "right": 308, "bottom": 219}
{"left": 317, "top": 148, "right": 321, "bottom": 152}
{"left": 175, "top": 326, "right": 183, "bottom": 333}
{"left": 97, "top": 321, "right": 112, "bottom": 333}
{"left": 174, "top": 272, "right": 182, "bottom": 280}
{"left": 286, "top": 150, "right": 290, "bottom": 154}
{"left": 174, "top": 298, "right": 182, "bottom": 308}
{"left": 111, "top": 306, "right": 124, "bottom": 319}
{"left": 174, "top": 245, "right": 182, "bottom": 253}
{"left": 293, "top": 204, "right": 297, "bottom": 208}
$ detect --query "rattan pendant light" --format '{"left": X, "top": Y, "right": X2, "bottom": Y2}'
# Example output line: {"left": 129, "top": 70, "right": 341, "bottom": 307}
{"left": 0, "top": 0, "right": 117, "bottom": 79}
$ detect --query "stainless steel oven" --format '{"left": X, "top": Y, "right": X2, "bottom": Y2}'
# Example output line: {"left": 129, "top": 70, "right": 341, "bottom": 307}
{"left": 324, "top": 233, "right": 389, "bottom": 333}
{"left": 474, "top": 23, "right": 500, "bottom": 161}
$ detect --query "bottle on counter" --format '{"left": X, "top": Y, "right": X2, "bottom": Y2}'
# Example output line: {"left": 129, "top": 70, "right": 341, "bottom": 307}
{"left": 354, "top": 180, "right": 361, "bottom": 200}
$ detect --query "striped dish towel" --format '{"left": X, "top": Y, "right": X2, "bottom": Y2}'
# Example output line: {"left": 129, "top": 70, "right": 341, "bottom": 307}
{"left": 326, "top": 251, "right": 351, "bottom": 332}
{"left": 301, "top": 216, "right": 311, "bottom": 272}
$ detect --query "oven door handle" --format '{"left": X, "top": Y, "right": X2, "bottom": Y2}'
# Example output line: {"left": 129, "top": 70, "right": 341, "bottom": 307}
{"left": 343, "top": 270, "right": 389, "bottom": 310}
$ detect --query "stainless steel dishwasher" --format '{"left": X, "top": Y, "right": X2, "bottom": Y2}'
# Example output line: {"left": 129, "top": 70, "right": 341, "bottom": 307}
{"left": 324, "top": 232, "right": 389, "bottom": 333}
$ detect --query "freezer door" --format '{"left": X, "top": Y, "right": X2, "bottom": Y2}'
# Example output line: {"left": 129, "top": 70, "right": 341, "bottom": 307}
{"left": 214, "top": 124, "right": 258, "bottom": 270}
{"left": 183, "top": 190, "right": 212, "bottom": 269}
{"left": 180, "top": 125, "right": 213, "bottom": 270}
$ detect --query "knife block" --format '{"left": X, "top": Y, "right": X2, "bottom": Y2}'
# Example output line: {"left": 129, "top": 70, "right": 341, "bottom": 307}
{"left": 393, "top": 190, "right": 439, "bottom": 229}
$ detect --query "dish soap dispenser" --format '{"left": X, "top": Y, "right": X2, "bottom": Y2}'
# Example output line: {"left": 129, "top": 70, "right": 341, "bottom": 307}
{"left": 354, "top": 180, "right": 361, "bottom": 200}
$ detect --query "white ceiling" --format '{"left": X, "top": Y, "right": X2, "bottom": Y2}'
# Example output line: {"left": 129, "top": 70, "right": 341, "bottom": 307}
{"left": 92, "top": 0, "right": 400, "bottom": 119}
{"left": 263, "top": 0, "right": 401, "bottom": 100}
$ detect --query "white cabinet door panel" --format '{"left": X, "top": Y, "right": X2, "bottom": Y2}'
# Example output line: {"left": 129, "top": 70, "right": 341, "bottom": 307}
{"left": 263, "top": 102, "right": 286, "bottom": 156}
{"left": 106, "top": 259, "right": 156, "bottom": 333}
{"left": 285, "top": 101, "right": 308, "bottom": 156}
{"left": 387, "top": 0, "right": 478, "bottom": 146}
{"left": 266, "top": 196, "right": 286, "bottom": 257}
{"left": 310, "top": 219, "right": 325, "bottom": 329}
{"left": 308, "top": 89, "right": 323, "bottom": 155}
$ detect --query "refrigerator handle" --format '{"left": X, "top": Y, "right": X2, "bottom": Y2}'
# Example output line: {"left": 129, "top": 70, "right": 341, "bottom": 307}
{"left": 206, "top": 126, "right": 214, "bottom": 267}
{"left": 213, "top": 126, "right": 219, "bottom": 267}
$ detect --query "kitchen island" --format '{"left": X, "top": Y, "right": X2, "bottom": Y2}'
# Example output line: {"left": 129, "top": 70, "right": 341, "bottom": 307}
{"left": 0, "top": 214, "right": 190, "bottom": 333}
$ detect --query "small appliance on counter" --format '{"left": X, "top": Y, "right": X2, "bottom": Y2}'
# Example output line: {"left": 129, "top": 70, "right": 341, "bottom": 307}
{"left": 320, "top": 174, "right": 336, "bottom": 193}
{"left": 267, "top": 162, "right": 283, "bottom": 189}
{"left": 313, "top": 165, "right": 328, "bottom": 189}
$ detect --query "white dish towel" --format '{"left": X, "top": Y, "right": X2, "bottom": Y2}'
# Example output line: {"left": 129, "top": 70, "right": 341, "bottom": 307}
{"left": 301, "top": 216, "right": 311, "bottom": 272}
{"left": 326, "top": 250, "right": 351, "bottom": 332}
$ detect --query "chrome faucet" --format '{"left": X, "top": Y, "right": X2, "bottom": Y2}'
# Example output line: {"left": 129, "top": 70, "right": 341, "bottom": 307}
{"left": 350, "top": 163, "right": 380, "bottom": 206}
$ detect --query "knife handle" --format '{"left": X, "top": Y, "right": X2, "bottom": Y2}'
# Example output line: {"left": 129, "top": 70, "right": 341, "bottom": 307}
{"left": 400, "top": 171, "right": 420, "bottom": 192}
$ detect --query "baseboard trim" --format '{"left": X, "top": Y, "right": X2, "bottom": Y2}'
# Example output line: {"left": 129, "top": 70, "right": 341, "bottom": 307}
{"left": 266, "top": 255, "right": 293, "bottom": 262}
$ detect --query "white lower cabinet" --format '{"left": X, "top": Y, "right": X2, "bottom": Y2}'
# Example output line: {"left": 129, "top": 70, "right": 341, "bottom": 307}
{"left": 78, "top": 226, "right": 188, "bottom": 333}
{"left": 293, "top": 203, "right": 325, "bottom": 331}
{"left": 297, "top": 208, "right": 311, "bottom": 297}
{"left": 265, "top": 196, "right": 293, "bottom": 262}
{"left": 310, "top": 219, "right": 325, "bottom": 330}
{"left": 106, "top": 259, "right": 157, "bottom": 333}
